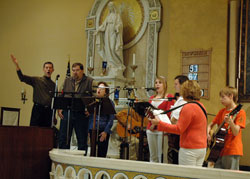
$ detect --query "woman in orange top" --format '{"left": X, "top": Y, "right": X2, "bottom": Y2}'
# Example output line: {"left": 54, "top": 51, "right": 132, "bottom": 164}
{"left": 151, "top": 80, "right": 207, "bottom": 166}
{"left": 207, "top": 86, "right": 246, "bottom": 170}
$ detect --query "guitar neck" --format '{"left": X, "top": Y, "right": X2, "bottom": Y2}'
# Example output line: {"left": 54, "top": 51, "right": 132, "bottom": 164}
{"left": 213, "top": 104, "right": 242, "bottom": 136}
{"left": 213, "top": 120, "right": 226, "bottom": 136}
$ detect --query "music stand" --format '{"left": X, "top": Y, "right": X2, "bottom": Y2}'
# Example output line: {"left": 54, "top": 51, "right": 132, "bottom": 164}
{"left": 85, "top": 97, "right": 116, "bottom": 115}
{"left": 86, "top": 97, "right": 116, "bottom": 157}
{"left": 53, "top": 96, "right": 86, "bottom": 152}
{"left": 134, "top": 101, "right": 156, "bottom": 116}
{"left": 134, "top": 101, "right": 156, "bottom": 161}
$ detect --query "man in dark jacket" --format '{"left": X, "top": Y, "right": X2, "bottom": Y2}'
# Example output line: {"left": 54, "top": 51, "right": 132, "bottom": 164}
{"left": 58, "top": 62, "right": 93, "bottom": 153}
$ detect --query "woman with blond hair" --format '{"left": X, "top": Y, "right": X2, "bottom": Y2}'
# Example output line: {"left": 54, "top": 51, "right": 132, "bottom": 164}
{"left": 146, "top": 76, "right": 175, "bottom": 163}
{"left": 151, "top": 80, "right": 207, "bottom": 166}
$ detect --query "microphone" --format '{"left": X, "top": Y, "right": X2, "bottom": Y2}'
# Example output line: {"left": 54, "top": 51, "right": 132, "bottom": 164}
{"left": 166, "top": 97, "right": 177, "bottom": 101}
{"left": 115, "top": 86, "right": 121, "bottom": 90}
{"left": 123, "top": 87, "right": 156, "bottom": 91}
{"left": 97, "top": 86, "right": 109, "bottom": 89}
{"left": 84, "top": 90, "right": 96, "bottom": 95}
{"left": 123, "top": 87, "right": 136, "bottom": 91}
{"left": 56, "top": 74, "right": 60, "bottom": 80}
{"left": 54, "top": 74, "right": 60, "bottom": 97}
{"left": 140, "top": 87, "right": 156, "bottom": 91}
{"left": 151, "top": 97, "right": 176, "bottom": 102}
{"left": 93, "top": 86, "right": 120, "bottom": 89}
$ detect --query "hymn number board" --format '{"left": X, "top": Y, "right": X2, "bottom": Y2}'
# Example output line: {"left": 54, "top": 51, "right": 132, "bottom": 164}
{"left": 181, "top": 49, "right": 212, "bottom": 99}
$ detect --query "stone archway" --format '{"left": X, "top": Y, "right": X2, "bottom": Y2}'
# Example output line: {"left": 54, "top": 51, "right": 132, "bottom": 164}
{"left": 85, "top": 0, "right": 162, "bottom": 96}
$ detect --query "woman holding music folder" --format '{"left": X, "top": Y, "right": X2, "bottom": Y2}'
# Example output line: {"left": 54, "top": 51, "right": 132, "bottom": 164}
{"left": 146, "top": 76, "right": 175, "bottom": 163}
{"left": 88, "top": 81, "right": 114, "bottom": 157}
{"left": 151, "top": 80, "right": 207, "bottom": 166}
{"left": 207, "top": 86, "right": 246, "bottom": 170}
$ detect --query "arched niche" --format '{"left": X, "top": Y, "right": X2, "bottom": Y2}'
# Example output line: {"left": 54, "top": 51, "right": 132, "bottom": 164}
{"left": 85, "top": 0, "right": 162, "bottom": 95}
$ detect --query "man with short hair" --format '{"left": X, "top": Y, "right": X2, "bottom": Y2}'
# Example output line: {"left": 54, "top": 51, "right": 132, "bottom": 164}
{"left": 168, "top": 75, "right": 189, "bottom": 164}
{"left": 58, "top": 63, "right": 94, "bottom": 153}
{"left": 10, "top": 54, "right": 55, "bottom": 127}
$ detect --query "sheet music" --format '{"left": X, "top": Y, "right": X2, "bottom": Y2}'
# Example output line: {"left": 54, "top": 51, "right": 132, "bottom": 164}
{"left": 153, "top": 109, "right": 171, "bottom": 124}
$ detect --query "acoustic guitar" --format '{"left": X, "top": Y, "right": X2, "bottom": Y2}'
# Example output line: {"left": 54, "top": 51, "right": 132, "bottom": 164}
{"left": 205, "top": 104, "right": 242, "bottom": 163}
{"left": 145, "top": 106, "right": 172, "bottom": 129}
{"left": 116, "top": 108, "right": 148, "bottom": 138}
{"left": 145, "top": 106, "right": 180, "bottom": 149}
{"left": 145, "top": 106, "right": 158, "bottom": 130}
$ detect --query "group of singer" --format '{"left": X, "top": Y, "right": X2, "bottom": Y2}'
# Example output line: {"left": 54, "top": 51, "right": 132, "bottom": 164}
{"left": 10, "top": 55, "right": 246, "bottom": 171}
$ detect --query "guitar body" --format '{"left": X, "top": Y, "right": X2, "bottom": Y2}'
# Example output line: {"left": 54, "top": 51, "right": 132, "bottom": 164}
{"left": 145, "top": 107, "right": 159, "bottom": 130}
{"left": 116, "top": 108, "right": 148, "bottom": 138}
{"left": 116, "top": 119, "right": 141, "bottom": 138}
{"left": 205, "top": 126, "right": 227, "bottom": 162}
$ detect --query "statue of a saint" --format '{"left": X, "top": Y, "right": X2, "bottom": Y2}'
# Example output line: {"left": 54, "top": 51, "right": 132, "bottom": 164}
{"left": 95, "top": 2, "right": 125, "bottom": 77}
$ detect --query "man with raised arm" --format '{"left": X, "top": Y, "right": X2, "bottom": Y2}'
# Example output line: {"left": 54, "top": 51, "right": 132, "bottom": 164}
{"left": 10, "top": 54, "right": 55, "bottom": 127}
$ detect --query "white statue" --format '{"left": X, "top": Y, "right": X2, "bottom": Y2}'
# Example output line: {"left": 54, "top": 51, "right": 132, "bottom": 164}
{"left": 95, "top": 2, "right": 125, "bottom": 77}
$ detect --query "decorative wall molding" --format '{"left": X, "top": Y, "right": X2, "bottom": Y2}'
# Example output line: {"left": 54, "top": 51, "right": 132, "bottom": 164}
{"left": 238, "top": 0, "right": 250, "bottom": 102}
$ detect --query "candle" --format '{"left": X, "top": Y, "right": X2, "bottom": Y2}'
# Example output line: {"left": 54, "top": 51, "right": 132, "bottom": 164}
{"left": 133, "top": 53, "right": 135, "bottom": 65}
{"left": 89, "top": 57, "right": 93, "bottom": 67}
{"left": 21, "top": 88, "right": 26, "bottom": 96}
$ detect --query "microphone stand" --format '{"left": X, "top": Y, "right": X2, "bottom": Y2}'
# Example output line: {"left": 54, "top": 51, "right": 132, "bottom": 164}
{"left": 89, "top": 97, "right": 105, "bottom": 157}
{"left": 96, "top": 98, "right": 102, "bottom": 156}
{"left": 120, "top": 87, "right": 136, "bottom": 160}
{"left": 90, "top": 98, "right": 98, "bottom": 156}
{"left": 51, "top": 75, "right": 60, "bottom": 128}
{"left": 88, "top": 95, "right": 116, "bottom": 157}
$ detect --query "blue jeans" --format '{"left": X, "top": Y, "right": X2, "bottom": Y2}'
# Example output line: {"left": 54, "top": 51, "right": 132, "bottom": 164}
{"left": 58, "top": 110, "right": 89, "bottom": 151}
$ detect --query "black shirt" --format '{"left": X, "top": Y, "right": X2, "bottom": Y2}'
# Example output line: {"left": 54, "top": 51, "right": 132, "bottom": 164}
{"left": 17, "top": 70, "right": 55, "bottom": 106}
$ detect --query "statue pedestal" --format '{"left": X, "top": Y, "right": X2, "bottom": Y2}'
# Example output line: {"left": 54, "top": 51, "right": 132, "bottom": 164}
{"left": 106, "top": 66, "right": 125, "bottom": 79}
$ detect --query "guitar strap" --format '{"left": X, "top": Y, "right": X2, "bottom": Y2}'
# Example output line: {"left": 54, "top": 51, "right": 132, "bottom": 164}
{"left": 188, "top": 101, "right": 207, "bottom": 119}
{"left": 161, "top": 101, "right": 207, "bottom": 119}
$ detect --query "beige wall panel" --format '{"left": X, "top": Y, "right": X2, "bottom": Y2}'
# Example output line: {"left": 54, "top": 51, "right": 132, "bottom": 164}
{"left": 0, "top": 0, "right": 94, "bottom": 126}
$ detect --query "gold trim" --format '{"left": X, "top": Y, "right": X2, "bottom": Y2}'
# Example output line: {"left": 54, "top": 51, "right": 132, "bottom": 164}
{"left": 86, "top": 18, "right": 95, "bottom": 29}
{"left": 150, "top": 10, "right": 159, "bottom": 21}
{"left": 99, "top": 0, "right": 144, "bottom": 45}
